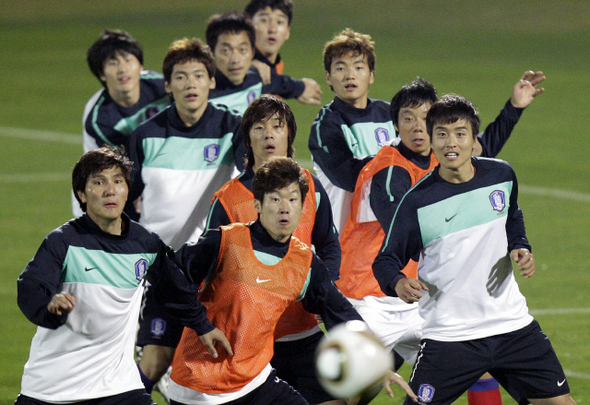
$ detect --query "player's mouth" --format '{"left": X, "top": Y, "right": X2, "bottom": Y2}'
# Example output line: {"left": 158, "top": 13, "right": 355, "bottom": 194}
{"left": 265, "top": 143, "right": 276, "bottom": 152}
{"left": 445, "top": 152, "right": 459, "bottom": 159}
{"left": 118, "top": 76, "right": 131, "bottom": 84}
{"left": 229, "top": 67, "right": 243, "bottom": 76}
{"left": 344, "top": 83, "right": 357, "bottom": 91}
{"left": 412, "top": 138, "right": 426, "bottom": 146}
{"left": 267, "top": 37, "right": 277, "bottom": 44}
{"left": 185, "top": 92, "right": 198, "bottom": 101}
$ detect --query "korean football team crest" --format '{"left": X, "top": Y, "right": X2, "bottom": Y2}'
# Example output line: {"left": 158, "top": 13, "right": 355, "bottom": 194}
{"left": 374, "top": 127, "right": 390, "bottom": 146}
{"left": 204, "top": 144, "right": 220, "bottom": 164}
{"left": 247, "top": 91, "right": 257, "bottom": 104}
{"left": 135, "top": 258, "right": 148, "bottom": 281}
{"left": 489, "top": 190, "right": 506, "bottom": 212}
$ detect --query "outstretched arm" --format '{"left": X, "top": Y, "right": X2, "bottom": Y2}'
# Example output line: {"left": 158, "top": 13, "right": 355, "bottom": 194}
{"left": 474, "top": 70, "right": 546, "bottom": 158}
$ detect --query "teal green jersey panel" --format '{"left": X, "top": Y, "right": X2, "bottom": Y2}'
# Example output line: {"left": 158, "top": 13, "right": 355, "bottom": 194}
{"left": 341, "top": 121, "right": 397, "bottom": 158}
{"left": 418, "top": 181, "right": 513, "bottom": 246}
{"left": 141, "top": 135, "right": 236, "bottom": 170}
{"left": 62, "top": 246, "right": 157, "bottom": 288}
{"left": 210, "top": 83, "right": 263, "bottom": 115}
{"left": 113, "top": 96, "right": 170, "bottom": 136}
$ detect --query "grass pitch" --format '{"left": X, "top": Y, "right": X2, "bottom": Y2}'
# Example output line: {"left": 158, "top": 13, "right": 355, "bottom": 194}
{"left": 1, "top": 1, "right": 589, "bottom": 403}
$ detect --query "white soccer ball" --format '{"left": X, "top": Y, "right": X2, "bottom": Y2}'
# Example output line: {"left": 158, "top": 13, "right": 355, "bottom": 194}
{"left": 315, "top": 320, "right": 393, "bottom": 399}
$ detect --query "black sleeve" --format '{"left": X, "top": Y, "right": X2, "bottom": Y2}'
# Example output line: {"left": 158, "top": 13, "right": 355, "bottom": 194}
{"left": 175, "top": 231, "right": 223, "bottom": 287}
{"left": 145, "top": 240, "right": 215, "bottom": 335}
{"left": 505, "top": 169, "right": 532, "bottom": 252}
{"left": 263, "top": 70, "right": 305, "bottom": 99}
{"left": 202, "top": 197, "right": 232, "bottom": 238}
{"left": 232, "top": 122, "right": 246, "bottom": 172}
{"left": 310, "top": 176, "right": 341, "bottom": 280}
{"left": 369, "top": 166, "right": 413, "bottom": 230}
{"left": 17, "top": 235, "right": 68, "bottom": 329}
{"left": 372, "top": 195, "right": 423, "bottom": 297}
{"left": 125, "top": 129, "right": 145, "bottom": 221}
{"left": 301, "top": 256, "right": 363, "bottom": 330}
{"left": 309, "top": 110, "right": 373, "bottom": 192}
{"left": 477, "top": 100, "right": 524, "bottom": 158}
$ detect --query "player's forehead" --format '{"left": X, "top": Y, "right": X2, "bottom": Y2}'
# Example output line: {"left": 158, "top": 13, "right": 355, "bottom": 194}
{"left": 433, "top": 119, "right": 472, "bottom": 133}
{"left": 253, "top": 6, "right": 289, "bottom": 20}
{"left": 331, "top": 51, "right": 368, "bottom": 67}
{"left": 266, "top": 182, "right": 301, "bottom": 198}
{"left": 400, "top": 102, "right": 431, "bottom": 116}
{"left": 171, "top": 59, "right": 208, "bottom": 75}
{"left": 88, "top": 166, "right": 125, "bottom": 180}
{"left": 216, "top": 31, "right": 252, "bottom": 49}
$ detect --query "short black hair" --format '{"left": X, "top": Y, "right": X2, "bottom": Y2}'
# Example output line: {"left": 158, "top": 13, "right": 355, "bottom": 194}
{"left": 426, "top": 94, "right": 481, "bottom": 139}
{"left": 87, "top": 29, "right": 143, "bottom": 87}
{"left": 72, "top": 146, "right": 133, "bottom": 212}
{"left": 206, "top": 11, "right": 256, "bottom": 51}
{"left": 244, "top": 0, "right": 293, "bottom": 25}
{"left": 390, "top": 78, "right": 438, "bottom": 128}
{"left": 241, "top": 95, "right": 296, "bottom": 168}
{"left": 162, "top": 38, "right": 215, "bottom": 83}
{"left": 252, "top": 157, "right": 308, "bottom": 205}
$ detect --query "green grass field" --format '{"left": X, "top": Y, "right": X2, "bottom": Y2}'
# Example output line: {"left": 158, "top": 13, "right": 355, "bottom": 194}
{"left": 1, "top": 0, "right": 589, "bottom": 403}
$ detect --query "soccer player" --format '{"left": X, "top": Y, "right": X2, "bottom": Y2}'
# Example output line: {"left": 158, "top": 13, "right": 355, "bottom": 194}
{"left": 337, "top": 72, "right": 545, "bottom": 404}
{"left": 127, "top": 38, "right": 243, "bottom": 396}
{"left": 206, "top": 11, "right": 320, "bottom": 114}
{"left": 15, "top": 146, "right": 223, "bottom": 405}
{"left": 372, "top": 95, "right": 575, "bottom": 405}
{"left": 244, "top": 0, "right": 322, "bottom": 99}
{"left": 83, "top": 29, "right": 170, "bottom": 153}
{"left": 308, "top": 28, "right": 395, "bottom": 233}
{"left": 205, "top": 95, "right": 341, "bottom": 404}
{"left": 168, "top": 157, "right": 414, "bottom": 405}
{"left": 75, "top": 30, "right": 172, "bottom": 218}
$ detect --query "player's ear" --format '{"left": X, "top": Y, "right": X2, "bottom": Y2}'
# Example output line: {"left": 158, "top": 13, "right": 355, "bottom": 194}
{"left": 164, "top": 81, "right": 171, "bottom": 94}
{"left": 325, "top": 70, "right": 333, "bottom": 88}
{"left": 254, "top": 199, "right": 262, "bottom": 214}
{"left": 210, "top": 76, "right": 216, "bottom": 90}
{"left": 77, "top": 190, "right": 87, "bottom": 204}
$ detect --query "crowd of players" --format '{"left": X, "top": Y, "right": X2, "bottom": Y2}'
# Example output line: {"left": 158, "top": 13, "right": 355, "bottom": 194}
{"left": 16, "top": 1, "right": 577, "bottom": 405}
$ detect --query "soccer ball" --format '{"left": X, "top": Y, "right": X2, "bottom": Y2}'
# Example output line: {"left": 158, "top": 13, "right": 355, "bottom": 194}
{"left": 315, "top": 320, "right": 393, "bottom": 399}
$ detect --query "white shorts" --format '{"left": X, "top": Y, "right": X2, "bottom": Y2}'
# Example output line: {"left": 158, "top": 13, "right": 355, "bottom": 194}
{"left": 348, "top": 296, "right": 424, "bottom": 364}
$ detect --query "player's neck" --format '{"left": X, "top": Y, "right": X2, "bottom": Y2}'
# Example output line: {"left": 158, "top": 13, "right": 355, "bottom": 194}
{"left": 261, "top": 50, "right": 278, "bottom": 64}
{"left": 438, "top": 164, "right": 475, "bottom": 184}
{"left": 176, "top": 104, "right": 207, "bottom": 127}
{"left": 110, "top": 86, "right": 141, "bottom": 108}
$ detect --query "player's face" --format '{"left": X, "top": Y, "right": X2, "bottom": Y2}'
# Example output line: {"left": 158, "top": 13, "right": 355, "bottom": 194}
{"left": 255, "top": 182, "right": 303, "bottom": 243}
{"left": 251, "top": 7, "right": 290, "bottom": 62}
{"left": 165, "top": 59, "right": 215, "bottom": 122}
{"left": 100, "top": 51, "right": 143, "bottom": 96}
{"left": 396, "top": 103, "right": 432, "bottom": 156}
{"left": 326, "top": 52, "right": 374, "bottom": 109}
{"left": 77, "top": 166, "right": 128, "bottom": 233}
{"left": 431, "top": 119, "right": 476, "bottom": 183}
{"left": 214, "top": 32, "right": 254, "bottom": 85}
{"left": 249, "top": 113, "right": 290, "bottom": 169}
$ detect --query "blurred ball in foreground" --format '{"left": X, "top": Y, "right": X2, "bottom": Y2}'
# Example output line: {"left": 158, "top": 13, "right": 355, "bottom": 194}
{"left": 315, "top": 320, "right": 393, "bottom": 399}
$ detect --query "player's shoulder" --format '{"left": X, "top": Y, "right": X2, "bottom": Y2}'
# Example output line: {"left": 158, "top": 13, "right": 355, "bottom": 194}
{"left": 133, "top": 105, "right": 172, "bottom": 136}
{"left": 474, "top": 156, "right": 515, "bottom": 178}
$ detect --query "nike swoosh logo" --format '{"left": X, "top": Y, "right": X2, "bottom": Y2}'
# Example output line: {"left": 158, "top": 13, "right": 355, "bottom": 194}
{"left": 558, "top": 379, "right": 566, "bottom": 387}
{"left": 445, "top": 214, "right": 457, "bottom": 222}
{"left": 85, "top": 267, "right": 97, "bottom": 272}
{"left": 256, "top": 277, "right": 272, "bottom": 284}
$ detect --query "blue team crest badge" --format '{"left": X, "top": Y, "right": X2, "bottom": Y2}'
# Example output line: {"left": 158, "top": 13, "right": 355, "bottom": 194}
{"left": 204, "top": 144, "right": 220, "bottom": 163}
{"left": 151, "top": 318, "right": 167, "bottom": 337}
{"left": 489, "top": 190, "right": 506, "bottom": 212}
{"left": 146, "top": 106, "right": 159, "bottom": 119}
{"left": 374, "top": 127, "right": 390, "bottom": 146}
{"left": 135, "top": 258, "right": 148, "bottom": 281}
{"left": 247, "top": 91, "right": 257, "bottom": 104}
{"left": 417, "top": 384, "right": 435, "bottom": 403}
